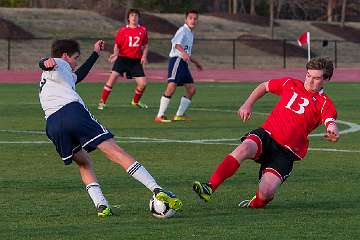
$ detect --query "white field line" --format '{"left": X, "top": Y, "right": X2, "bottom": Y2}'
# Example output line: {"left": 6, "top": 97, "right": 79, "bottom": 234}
{"left": 1, "top": 107, "right": 359, "bottom": 153}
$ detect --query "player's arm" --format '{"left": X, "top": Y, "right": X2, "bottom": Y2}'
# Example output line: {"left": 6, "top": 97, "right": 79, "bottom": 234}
{"left": 189, "top": 57, "right": 203, "bottom": 70}
{"left": 75, "top": 40, "right": 104, "bottom": 84}
{"left": 141, "top": 44, "right": 148, "bottom": 65}
{"left": 175, "top": 44, "right": 190, "bottom": 61}
{"left": 238, "top": 81, "right": 269, "bottom": 122}
{"left": 108, "top": 44, "right": 119, "bottom": 63}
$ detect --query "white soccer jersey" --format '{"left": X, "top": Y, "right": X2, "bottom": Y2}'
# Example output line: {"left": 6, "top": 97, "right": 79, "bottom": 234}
{"left": 39, "top": 58, "right": 85, "bottom": 119}
{"left": 169, "top": 24, "right": 194, "bottom": 58}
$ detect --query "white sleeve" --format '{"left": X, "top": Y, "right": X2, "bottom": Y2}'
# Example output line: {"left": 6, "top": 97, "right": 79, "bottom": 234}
{"left": 171, "top": 29, "right": 185, "bottom": 46}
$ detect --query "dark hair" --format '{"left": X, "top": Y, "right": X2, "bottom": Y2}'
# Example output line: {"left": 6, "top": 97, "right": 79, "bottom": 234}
{"left": 127, "top": 8, "right": 140, "bottom": 21}
{"left": 306, "top": 57, "right": 334, "bottom": 81}
{"left": 185, "top": 9, "right": 199, "bottom": 17}
{"left": 51, "top": 39, "right": 80, "bottom": 58}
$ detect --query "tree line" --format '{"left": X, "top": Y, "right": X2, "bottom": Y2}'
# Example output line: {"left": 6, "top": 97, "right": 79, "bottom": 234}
{"left": 1, "top": 0, "right": 358, "bottom": 24}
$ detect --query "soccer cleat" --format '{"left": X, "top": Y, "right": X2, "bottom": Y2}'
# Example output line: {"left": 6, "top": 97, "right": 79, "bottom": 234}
{"left": 192, "top": 181, "right": 212, "bottom": 202}
{"left": 98, "top": 101, "right": 106, "bottom": 110}
{"left": 154, "top": 116, "right": 172, "bottom": 123}
{"left": 97, "top": 205, "right": 113, "bottom": 217}
{"left": 153, "top": 188, "right": 183, "bottom": 211}
{"left": 173, "top": 115, "right": 191, "bottom": 121}
{"left": 131, "top": 100, "right": 148, "bottom": 109}
{"left": 238, "top": 196, "right": 256, "bottom": 208}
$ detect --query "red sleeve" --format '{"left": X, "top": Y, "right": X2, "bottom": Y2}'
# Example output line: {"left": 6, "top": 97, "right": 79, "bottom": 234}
{"left": 321, "top": 97, "right": 337, "bottom": 128}
{"left": 114, "top": 27, "right": 124, "bottom": 46}
{"left": 268, "top": 77, "right": 293, "bottom": 96}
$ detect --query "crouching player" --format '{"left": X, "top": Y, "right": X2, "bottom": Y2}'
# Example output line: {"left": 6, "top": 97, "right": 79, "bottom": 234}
{"left": 193, "top": 57, "right": 339, "bottom": 208}
{"left": 38, "top": 39, "right": 182, "bottom": 217}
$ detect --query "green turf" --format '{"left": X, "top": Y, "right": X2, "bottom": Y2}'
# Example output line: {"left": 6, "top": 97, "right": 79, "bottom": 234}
{"left": 1, "top": 82, "right": 359, "bottom": 240}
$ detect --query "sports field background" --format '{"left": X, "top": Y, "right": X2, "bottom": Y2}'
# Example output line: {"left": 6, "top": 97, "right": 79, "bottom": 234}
{"left": 1, "top": 81, "right": 359, "bottom": 239}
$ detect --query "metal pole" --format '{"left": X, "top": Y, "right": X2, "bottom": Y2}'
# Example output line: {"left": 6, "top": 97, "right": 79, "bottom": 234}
{"left": 232, "top": 39, "right": 236, "bottom": 69}
{"left": 334, "top": 40, "right": 338, "bottom": 68}
{"left": 283, "top": 39, "right": 286, "bottom": 68}
{"left": 7, "top": 38, "right": 11, "bottom": 70}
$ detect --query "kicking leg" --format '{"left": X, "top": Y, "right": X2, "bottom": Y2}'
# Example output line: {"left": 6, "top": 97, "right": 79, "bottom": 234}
{"left": 193, "top": 139, "right": 258, "bottom": 202}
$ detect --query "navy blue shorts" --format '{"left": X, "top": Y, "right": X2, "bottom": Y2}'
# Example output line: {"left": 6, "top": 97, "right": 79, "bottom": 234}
{"left": 46, "top": 102, "right": 114, "bottom": 165}
{"left": 167, "top": 57, "right": 194, "bottom": 86}
{"left": 241, "top": 128, "right": 300, "bottom": 182}
{"left": 112, "top": 56, "right": 145, "bottom": 78}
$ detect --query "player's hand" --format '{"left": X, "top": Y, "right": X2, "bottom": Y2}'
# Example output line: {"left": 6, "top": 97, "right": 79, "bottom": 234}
{"left": 141, "top": 56, "right": 147, "bottom": 65}
{"left": 195, "top": 62, "right": 203, "bottom": 71}
{"left": 108, "top": 54, "right": 118, "bottom": 63}
{"left": 44, "top": 58, "right": 57, "bottom": 69}
{"left": 94, "top": 40, "right": 105, "bottom": 54}
{"left": 324, "top": 124, "right": 340, "bottom": 142}
{"left": 182, "top": 52, "right": 190, "bottom": 61}
{"left": 238, "top": 104, "right": 252, "bottom": 122}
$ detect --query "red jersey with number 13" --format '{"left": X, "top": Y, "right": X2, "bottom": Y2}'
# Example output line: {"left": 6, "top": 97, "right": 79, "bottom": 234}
{"left": 115, "top": 25, "right": 148, "bottom": 59}
{"left": 261, "top": 77, "right": 337, "bottom": 159}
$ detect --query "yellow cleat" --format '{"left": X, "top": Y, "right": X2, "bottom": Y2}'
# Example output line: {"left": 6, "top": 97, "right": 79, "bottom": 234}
{"left": 173, "top": 115, "right": 191, "bottom": 121}
{"left": 97, "top": 205, "right": 113, "bottom": 217}
{"left": 131, "top": 100, "right": 148, "bottom": 109}
{"left": 192, "top": 181, "right": 212, "bottom": 202}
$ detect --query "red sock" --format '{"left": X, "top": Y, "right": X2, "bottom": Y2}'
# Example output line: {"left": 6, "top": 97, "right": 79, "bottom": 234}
{"left": 209, "top": 155, "right": 240, "bottom": 192}
{"left": 133, "top": 88, "right": 144, "bottom": 104}
{"left": 100, "top": 85, "right": 112, "bottom": 103}
{"left": 249, "top": 191, "right": 272, "bottom": 208}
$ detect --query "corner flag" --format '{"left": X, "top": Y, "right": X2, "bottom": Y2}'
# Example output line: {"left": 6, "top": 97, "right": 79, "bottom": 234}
{"left": 298, "top": 32, "right": 311, "bottom": 61}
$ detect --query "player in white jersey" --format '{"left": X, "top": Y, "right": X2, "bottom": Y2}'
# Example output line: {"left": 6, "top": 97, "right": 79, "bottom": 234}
{"left": 38, "top": 39, "right": 183, "bottom": 217}
{"left": 154, "top": 10, "right": 203, "bottom": 123}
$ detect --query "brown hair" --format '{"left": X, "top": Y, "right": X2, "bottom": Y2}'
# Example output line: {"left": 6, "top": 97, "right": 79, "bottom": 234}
{"left": 306, "top": 57, "right": 334, "bottom": 81}
{"left": 51, "top": 39, "right": 80, "bottom": 58}
{"left": 127, "top": 8, "right": 140, "bottom": 21}
{"left": 185, "top": 9, "right": 199, "bottom": 18}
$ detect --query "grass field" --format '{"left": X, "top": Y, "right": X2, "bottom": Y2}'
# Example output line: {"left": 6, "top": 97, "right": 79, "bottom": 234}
{"left": 1, "top": 82, "right": 359, "bottom": 240}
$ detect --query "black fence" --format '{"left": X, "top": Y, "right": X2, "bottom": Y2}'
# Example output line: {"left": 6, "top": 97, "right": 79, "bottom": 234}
{"left": 1, "top": 37, "right": 359, "bottom": 70}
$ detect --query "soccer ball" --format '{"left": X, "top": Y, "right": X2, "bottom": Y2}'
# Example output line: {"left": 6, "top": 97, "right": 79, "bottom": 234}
{"left": 149, "top": 195, "right": 176, "bottom": 219}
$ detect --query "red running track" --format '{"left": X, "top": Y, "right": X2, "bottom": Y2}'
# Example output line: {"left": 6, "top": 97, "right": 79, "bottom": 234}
{"left": 0, "top": 68, "right": 359, "bottom": 83}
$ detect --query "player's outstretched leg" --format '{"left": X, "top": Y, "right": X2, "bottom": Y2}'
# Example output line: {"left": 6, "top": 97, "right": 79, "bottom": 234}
{"left": 192, "top": 181, "right": 213, "bottom": 202}
{"left": 153, "top": 188, "right": 183, "bottom": 210}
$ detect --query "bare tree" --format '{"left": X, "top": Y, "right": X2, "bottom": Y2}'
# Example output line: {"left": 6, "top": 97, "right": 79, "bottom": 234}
{"left": 327, "top": 0, "right": 335, "bottom": 22}
{"left": 276, "top": 0, "right": 284, "bottom": 19}
{"left": 340, "top": 0, "right": 347, "bottom": 27}
{"left": 250, "top": 0, "right": 257, "bottom": 16}
{"left": 213, "top": 0, "right": 222, "bottom": 12}
{"left": 269, "top": 0, "right": 274, "bottom": 39}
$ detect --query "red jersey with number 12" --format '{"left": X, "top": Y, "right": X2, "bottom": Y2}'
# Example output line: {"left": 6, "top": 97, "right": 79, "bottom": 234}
{"left": 115, "top": 25, "right": 148, "bottom": 59}
{"left": 261, "top": 77, "right": 337, "bottom": 159}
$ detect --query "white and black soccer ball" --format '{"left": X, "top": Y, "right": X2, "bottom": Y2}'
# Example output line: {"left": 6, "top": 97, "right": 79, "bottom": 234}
{"left": 149, "top": 195, "right": 176, "bottom": 219}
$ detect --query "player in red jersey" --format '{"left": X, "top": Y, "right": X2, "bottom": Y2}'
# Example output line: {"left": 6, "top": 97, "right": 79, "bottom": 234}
{"left": 193, "top": 57, "right": 340, "bottom": 208}
{"left": 98, "top": 9, "right": 149, "bottom": 110}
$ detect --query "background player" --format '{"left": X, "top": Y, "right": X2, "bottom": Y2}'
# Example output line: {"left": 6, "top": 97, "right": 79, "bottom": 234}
{"left": 98, "top": 8, "right": 149, "bottom": 110}
{"left": 154, "top": 10, "right": 203, "bottom": 123}
{"left": 39, "top": 39, "right": 182, "bottom": 217}
{"left": 193, "top": 57, "right": 339, "bottom": 208}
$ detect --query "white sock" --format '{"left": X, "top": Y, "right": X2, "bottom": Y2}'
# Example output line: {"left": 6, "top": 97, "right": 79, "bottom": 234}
{"left": 176, "top": 96, "right": 191, "bottom": 116}
{"left": 157, "top": 96, "right": 171, "bottom": 117}
{"left": 127, "top": 161, "right": 161, "bottom": 192}
{"left": 86, "top": 183, "right": 109, "bottom": 208}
